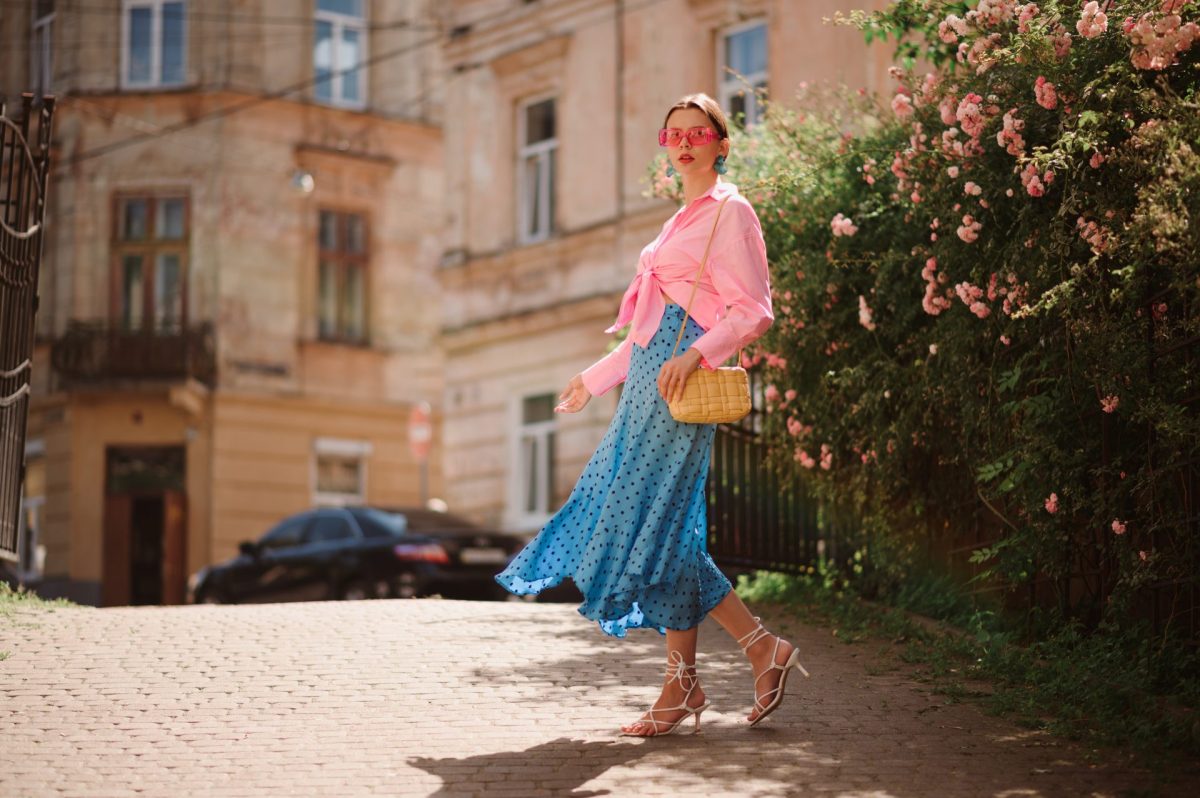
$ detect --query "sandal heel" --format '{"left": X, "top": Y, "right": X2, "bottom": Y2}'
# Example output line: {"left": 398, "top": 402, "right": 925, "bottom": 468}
{"left": 737, "top": 617, "right": 809, "bottom": 727}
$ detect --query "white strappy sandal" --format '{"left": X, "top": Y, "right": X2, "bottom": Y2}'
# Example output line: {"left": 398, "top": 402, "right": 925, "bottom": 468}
{"left": 737, "top": 616, "right": 810, "bottom": 727}
{"left": 620, "top": 650, "right": 711, "bottom": 737}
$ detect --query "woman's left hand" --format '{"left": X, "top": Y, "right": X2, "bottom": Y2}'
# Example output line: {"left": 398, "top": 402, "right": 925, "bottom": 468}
{"left": 657, "top": 349, "right": 704, "bottom": 404}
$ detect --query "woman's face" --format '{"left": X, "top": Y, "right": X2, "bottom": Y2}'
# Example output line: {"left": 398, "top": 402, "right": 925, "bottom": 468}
{"left": 663, "top": 107, "right": 728, "bottom": 177}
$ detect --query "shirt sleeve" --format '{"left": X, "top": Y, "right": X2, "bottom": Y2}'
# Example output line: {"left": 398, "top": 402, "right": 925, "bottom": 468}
{"left": 690, "top": 226, "right": 773, "bottom": 369}
{"left": 580, "top": 334, "right": 633, "bottom": 397}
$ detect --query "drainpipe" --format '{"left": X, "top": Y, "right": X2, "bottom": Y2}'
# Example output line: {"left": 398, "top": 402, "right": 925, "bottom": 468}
{"left": 615, "top": 0, "right": 625, "bottom": 221}
{"left": 614, "top": 0, "right": 626, "bottom": 269}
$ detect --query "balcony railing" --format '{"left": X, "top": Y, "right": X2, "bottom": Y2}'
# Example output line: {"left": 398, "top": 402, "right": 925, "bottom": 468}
{"left": 49, "top": 321, "right": 216, "bottom": 387}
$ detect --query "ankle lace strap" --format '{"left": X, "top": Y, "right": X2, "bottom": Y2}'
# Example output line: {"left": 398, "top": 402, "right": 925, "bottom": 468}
{"left": 736, "top": 616, "right": 771, "bottom": 652}
{"left": 664, "top": 650, "right": 698, "bottom": 690}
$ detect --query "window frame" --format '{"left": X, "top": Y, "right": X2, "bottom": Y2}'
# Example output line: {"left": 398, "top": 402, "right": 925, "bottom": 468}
{"left": 315, "top": 208, "right": 370, "bottom": 345}
{"left": 313, "top": 0, "right": 369, "bottom": 109}
{"left": 30, "top": 0, "right": 55, "bottom": 98}
{"left": 110, "top": 193, "right": 190, "bottom": 333}
{"left": 509, "top": 392, "right": 557, "bottom": 530}
{"left": 717, "top": 18, "right": 769, "bottom": 127}
{"left": 120, "top": 0, "right": 189, "bottom": 90}
{"left": 312, "top": 437, "right": 372, "bottom": 508}
{"left": 516, "top": 94, "right": 558, "bottom": 245}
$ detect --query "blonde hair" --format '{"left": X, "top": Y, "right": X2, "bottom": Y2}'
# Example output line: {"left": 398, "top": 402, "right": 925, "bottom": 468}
{"left": 662, "top": 93, "right": 730, "bottom": 140}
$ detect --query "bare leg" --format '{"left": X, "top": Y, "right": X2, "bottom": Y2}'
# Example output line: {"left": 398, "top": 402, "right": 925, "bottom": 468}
{"left": 709, "top": 589, "right": 800, "bottom": 723}
{"left": 620, "top": 627, "right": 708, "bottom": 736}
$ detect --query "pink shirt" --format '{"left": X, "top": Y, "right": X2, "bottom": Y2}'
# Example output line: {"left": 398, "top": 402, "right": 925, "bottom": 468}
{"left": 580, "top": 181, "right": 773, "bottom": 397}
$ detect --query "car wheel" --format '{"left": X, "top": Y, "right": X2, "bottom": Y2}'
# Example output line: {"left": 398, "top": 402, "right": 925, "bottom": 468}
{"left": 339, "top": 580, "right": 369, "bottom": 601}
{"left": 392, "top": 572, "right": 418, "bottom": 599}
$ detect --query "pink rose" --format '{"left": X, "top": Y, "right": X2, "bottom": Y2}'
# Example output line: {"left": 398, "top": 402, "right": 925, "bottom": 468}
{"left": 1077, "top": 1, "right": 1109, "bottom": 38}
{"left": 1045, "top": 492, "right": 1059, "bottom": 514}
{"left": 956, "top": 214, "right": 982, "bottom": 243}
{"left": 819, "top": 443, "right": 833, "bottom": 471}
{"left": 858, "top": 295, "right": 877, "bottom": 331}
{"left": 795, "top": 448, "right": 816, "bottom": 469}
{"left": 1034, "top": 76, "right": 1058, "bottom": 109}
{"left": 830, "top": 213, "right": 858, "bottom": 237}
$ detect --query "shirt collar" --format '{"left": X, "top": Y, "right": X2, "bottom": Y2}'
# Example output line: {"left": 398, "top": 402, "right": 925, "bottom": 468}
{"left": 707, "top": 180, "right": 738, "bottom": 202}
{"left": 684, "top": 180, "right": 738, "bottom": 210}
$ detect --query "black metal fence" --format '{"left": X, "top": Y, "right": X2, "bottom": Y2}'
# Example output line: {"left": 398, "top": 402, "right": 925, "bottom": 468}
{"left": 706, "top": 373, "right": 855, "bottom": 575}
{"left": 0, "top": 94, "right": 54, "bottom": 563}
{"left": 1140, "top": 284, "right": 1199, "bottom": 639}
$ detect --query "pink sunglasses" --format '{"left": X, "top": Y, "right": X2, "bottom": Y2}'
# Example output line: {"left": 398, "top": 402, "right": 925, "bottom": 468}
{"left": 658, "top": 126, "right": 719, "bottom": 147}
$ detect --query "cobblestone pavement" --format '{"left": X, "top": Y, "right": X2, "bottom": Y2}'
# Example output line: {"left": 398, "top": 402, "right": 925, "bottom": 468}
{"left": 2, "top": 598, "right": 1196, "bottom": 797}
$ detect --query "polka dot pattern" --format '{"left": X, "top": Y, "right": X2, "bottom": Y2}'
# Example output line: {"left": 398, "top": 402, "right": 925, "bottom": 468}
{"left": 496, "top": 304, "right": 734, "bottom": 638}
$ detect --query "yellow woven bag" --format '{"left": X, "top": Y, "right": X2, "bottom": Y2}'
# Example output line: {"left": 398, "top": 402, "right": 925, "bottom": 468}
{"left": 667, "top": 197, "right": 753, "bottom": 425}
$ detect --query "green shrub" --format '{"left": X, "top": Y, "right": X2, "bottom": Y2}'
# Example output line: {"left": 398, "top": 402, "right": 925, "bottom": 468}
{"left": 655, "top": 0, "right": 1200, "bottom": 634}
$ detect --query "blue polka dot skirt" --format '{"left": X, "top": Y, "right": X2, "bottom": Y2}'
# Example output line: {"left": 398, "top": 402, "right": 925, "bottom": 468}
{"left": 495, "top": 304, "right": 734, "bottom": 637}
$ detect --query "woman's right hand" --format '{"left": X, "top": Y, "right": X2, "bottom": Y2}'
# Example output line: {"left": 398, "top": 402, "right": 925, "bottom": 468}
{"left": 555, "top": 374, "right": 592, "bottom": 414}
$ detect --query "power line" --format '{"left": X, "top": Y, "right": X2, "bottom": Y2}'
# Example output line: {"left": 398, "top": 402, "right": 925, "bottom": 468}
{"left": 58, "top": 34, "right": 448, "bottom": 167}
{"left": 0, "top": 0, "right": 438, "bottom": 30}
{"left": 53, "top": 0, "right": 677, "bottom": 169}
{"left": 6, "top": 24, "right": 437, "bottom": 53}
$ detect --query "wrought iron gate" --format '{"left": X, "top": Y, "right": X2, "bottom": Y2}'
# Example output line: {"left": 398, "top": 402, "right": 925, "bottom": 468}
{"left": 0, "top": 94, "right": 55, "bottom": 563}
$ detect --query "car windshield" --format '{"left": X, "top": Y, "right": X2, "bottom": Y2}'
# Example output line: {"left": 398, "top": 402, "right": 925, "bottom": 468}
{"left": 348, "top": 507, "right": 408, "bottom": 538}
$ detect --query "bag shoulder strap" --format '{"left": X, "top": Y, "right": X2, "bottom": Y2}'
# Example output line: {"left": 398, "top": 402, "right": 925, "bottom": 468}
{"left": 670, "top": 195, "right": 732, "bottom": 360}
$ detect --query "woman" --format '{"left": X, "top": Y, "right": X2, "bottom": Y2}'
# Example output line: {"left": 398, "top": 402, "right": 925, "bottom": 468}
{"left": 496, "top": 93, "right": 807, "bottom": 736}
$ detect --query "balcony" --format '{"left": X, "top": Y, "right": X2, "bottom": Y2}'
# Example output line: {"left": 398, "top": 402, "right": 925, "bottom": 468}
{"left": 49, "top": 321, "right": 216, "bottom": 388}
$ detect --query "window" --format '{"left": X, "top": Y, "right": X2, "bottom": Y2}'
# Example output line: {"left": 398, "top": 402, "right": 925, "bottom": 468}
{"left": 31, "top": 0, "right": 55, "bottom": 98}
{"left": 348, "top": 507, "right": 407, "bottom": 538}
{"left": 317, "top": 209, "right": 368, "bottom": 343}
{"left": 313, "top": 437, "right": 371, "bottom": 507}
{"left": 305, "top": 514, "right": 356, "bottom": 544}
{"left": 514, "top": 393, "right": 556, "bottom": 524}
{"left": 260, "top": 516, "right": 309, "bottom": 551}
{"left": 112, "top": 195, "right": 188, "bottom": 332}
{"left": 718, "top": 21, "right": 768, "bottom": 127}
{"left": 314, "top": 0, "right": 367, "bottom": 108}
{"left": 122, "top": 0, "right": 187, "bottom": 89}
{"left": 517, "top": 97, "right": 557, "bottom": 244}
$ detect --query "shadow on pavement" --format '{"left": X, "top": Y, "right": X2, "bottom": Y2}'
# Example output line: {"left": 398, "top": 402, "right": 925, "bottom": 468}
{"left": 408, "top": 736, "right": 638, "bottom": 797}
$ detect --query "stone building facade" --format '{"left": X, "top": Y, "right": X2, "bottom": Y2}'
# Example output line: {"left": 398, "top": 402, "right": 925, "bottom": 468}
{"left": 1, "top": 0, "right": 447, "bottom": 604}
{"left": 1, "top": 0, "right": 892, "bottom": 605}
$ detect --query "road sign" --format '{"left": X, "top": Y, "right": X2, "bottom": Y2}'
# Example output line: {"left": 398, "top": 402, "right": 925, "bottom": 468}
{"left": 408, "top": 402, "right": 432, "bottom": 462}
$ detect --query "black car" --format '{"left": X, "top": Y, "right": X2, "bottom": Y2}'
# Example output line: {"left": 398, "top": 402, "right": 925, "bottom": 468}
{"left": 186, "top": 506, "right": 525, "bottom": 604}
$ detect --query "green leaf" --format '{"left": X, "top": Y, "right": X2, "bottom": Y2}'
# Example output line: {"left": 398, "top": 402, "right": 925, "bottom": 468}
{"left": 998, "top": 367, "right": 1023, "bottom": 394}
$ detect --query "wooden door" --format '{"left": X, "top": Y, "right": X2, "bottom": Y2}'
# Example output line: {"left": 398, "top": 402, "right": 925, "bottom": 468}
{"left": 161, "top": 490, "right": 187, "bottom": 605}
{"left": 101, "top": 494, "right": 132, "bottom": 607}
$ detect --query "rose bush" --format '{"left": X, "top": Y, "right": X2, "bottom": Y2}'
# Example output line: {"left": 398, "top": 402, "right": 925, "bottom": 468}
{"left": 651, "top": 0, "right": 1200, "bottom": 633}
